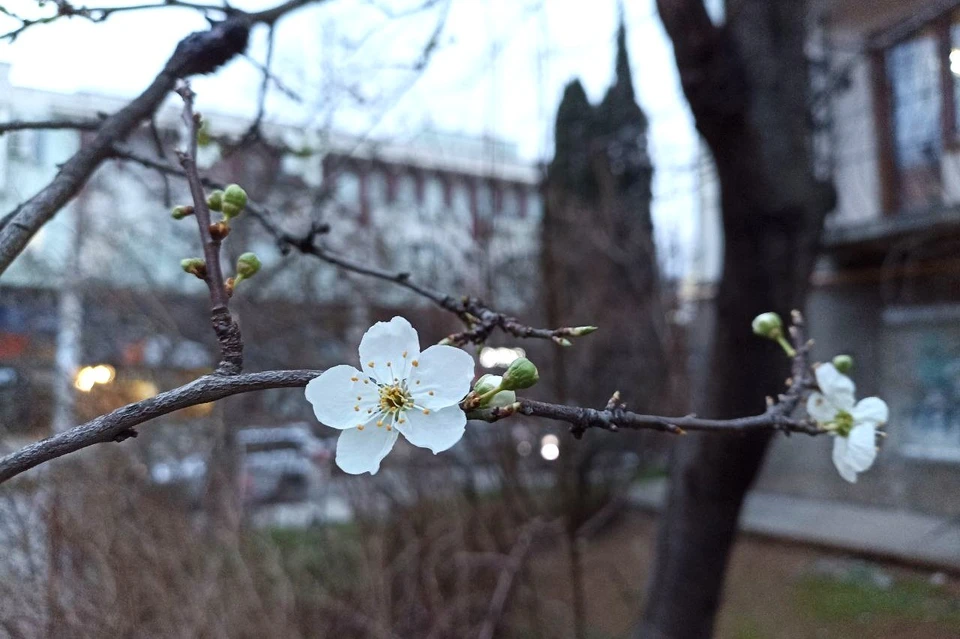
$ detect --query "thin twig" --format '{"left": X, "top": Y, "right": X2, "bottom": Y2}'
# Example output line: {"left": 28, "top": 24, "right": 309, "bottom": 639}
{"left": 106, "top": 146, "right": 590, "bottom": 347}
{"left": 469, "top": 312, "right": 822, "bottom": 438}
{"left": 477, "top": 519, "right": 546, "bottom": 639}
{"left": 175, "top": 84, "right": 243, "bottom": 375}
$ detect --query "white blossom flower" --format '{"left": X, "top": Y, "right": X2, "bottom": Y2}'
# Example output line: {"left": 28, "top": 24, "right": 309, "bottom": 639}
{"left": 806, "top": 363, "right": 888, "bottom": 483}
{"left": 305, "top": 316, "right": 475, "bottom": 475}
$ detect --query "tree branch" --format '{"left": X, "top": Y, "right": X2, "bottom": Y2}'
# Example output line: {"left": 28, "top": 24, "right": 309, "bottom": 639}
{"left": 0, "top": 119, "right": 104, "bottom": 136}
{"left": 0, "top": 369, "right": 321, "bottom": 484}
{"left": 0, "top": 313, "right": 827, "bottom": 485}
{"left": 0, "top": 0, "right": 322, "bottom": 278}
{"left": 175, "top": 84, "right": 243, "bottom": 374}
{"left": 106, "top": 147, "right": 592, "bottom": 347}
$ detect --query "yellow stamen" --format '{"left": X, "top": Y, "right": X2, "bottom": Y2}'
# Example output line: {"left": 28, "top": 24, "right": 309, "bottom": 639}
{"left": 423, "top": 409, "right": 430, "bottom": 415}
{"left": 368, "top": 361, "right": 375, "bottom": 368}
{"left": 412, "top": 360, "right": 419, "bottom": 367}
{"left": 354, "top": 406, "right": 359, "bottom": 412}
{"left": 357, "top": 425, "right": 364, "bottom": 431}
{"left": 386, "top": 425, "right": 393, "bottom": 431}
{"left": 377, "top": 420, "right": 384, "bottom": 427}
{"left": 402, "top": 351, "right": 408, "bottom": 358}
{"left": 350, "top": 376, "right": 358, "bottom": 382}
{"left": 428, "top": 390, "right": 434, "bottom": 396}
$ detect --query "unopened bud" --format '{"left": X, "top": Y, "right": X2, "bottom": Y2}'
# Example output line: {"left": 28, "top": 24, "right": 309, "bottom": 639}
{"left": 554, "top": 337, "right": 572, "bottom": 347}
{"left": 500, "top": 357, "right": 539, "bottom": 391}
{"left": 234, "top": 252, "right": 261, "bottom": 284}
{"left": 752, "top": 312, "right": 783, "bottom": 340}
{"left": 180, "top": 257, "right": 206, "bottom": 279}
{"left": 570, "top": 325, "right": 598, "bottom": 337}
{"left": 221, "top": 184, "right": 248, "bottom": 219}
{"left": 171, "top": 205, "right": 194, "bottom": 220}
{"left": 832, "top": 354, "right": 854, "bottom": 374}
{"left": 473, "top": 374, "right": 499, "bottom": 396}
{"left": 207, "top": 190, "right": 223, "bottom": 212}
{"left": 473, "top": 374, "right": 517, "bottom": 408}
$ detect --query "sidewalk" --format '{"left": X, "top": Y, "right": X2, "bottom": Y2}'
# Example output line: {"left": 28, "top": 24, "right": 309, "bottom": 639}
{"left": 628, "top": 479, "right": 960, "bottom": 572}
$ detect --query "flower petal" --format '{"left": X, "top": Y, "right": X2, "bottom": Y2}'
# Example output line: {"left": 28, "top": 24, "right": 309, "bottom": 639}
{"left": 815, "top": 363, "right": 855, "bottom": 410}
{"left": 398, "top": 404, "right": 466, "bottom": 454}
{"left": 832, "top": 436, "right": 858, "bottom": 483}
{"left": 305, "top": 365, "right": 379, "bottom": 429}
{"left": 806, "top": 391, "right": 837, "bottom": 424}
{"left": 335, "top": 424, "right": 398, "bottom": 475}
{"left": 852, "top": 397, "right": 889, "bottom": 427}
{"left": 845, "top": 423, "right": 878, "bottom": 472}
{"left": 358, "top": 316, "right": 420, "bottom": 385}
{"left": 409, "top": 345, "right": 475, "bottom": 409}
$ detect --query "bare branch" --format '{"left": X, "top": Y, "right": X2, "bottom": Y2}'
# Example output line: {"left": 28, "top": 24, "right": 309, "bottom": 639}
{"left": 477, "top": 518, "right": 548, "bottom": 639}
{"left": 0, "top": 118, "right": 104, "bottom": 136}
{"left": 470, "top": 312, "right": 821, "bottom": 438}
{"left": 175, "top": 84, "right": 243, "bottom": 374}
{"left": 0, "top": 0, "right": 323, "bottom": 278}
{"left": 0, "top": 369, "right": 321, "bottom": 484}
{"left": 105, "top": 147, "right": 587, "bottom": 347}
{"left": 1, "top": 0, "right": 232, "bottom": 40}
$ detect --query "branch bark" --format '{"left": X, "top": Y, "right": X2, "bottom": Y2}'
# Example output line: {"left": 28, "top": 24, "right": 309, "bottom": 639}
{"left": 175, "top": 85, "right": 243, "bottom": 374}
{"left": 0, "top": 369, "right": 321, "bottom": 484}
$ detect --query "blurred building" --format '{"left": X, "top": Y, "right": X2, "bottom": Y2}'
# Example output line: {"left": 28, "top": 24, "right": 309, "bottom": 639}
{"left": 689, "top": 0, "right": 960, "bottom": 515}
{"left": 0, "top": 61, "right": 541, "bottom": 447}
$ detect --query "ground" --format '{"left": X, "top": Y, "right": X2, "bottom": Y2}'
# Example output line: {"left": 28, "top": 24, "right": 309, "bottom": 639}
{"left": 528, "top": 512, "right": 960, "bottom": 639}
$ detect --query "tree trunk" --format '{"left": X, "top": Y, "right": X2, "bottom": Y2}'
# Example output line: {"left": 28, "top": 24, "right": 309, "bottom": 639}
{"left": 638, "top": 2, "right": 835, "bottom": 637}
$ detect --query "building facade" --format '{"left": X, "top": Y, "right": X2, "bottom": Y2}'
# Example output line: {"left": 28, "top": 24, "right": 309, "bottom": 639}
{"left": 692, "top": 0, "right": 960, "bottom": 515}
{"left": 0, "top": 62, "right": 542, "bottom": 444}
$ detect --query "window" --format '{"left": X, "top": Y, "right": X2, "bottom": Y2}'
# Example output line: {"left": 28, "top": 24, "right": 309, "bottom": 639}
{"left": 450, "top": 180, "right": 471, "bottom": 224}
{"left": 886, "top": 32, "right": 942, "bottom": 210}
{"left": 525, "top": 190, "right": 542, "bottom": 221}
{"left": 476, "top": 182, "right": 494, "bottom": 222}
{"left": 366, "top": 169, "right": 387, "bottom": 209}
{"left": 335, "top": 170, "right": 360, "bottom": 212}
{"left": 884, "top": 305, "right": 960, "bottom": 462}
{"left": 501, "top": 187, "right": 520, "bottom": 218}
{"left": 424, "top": 176, "right": 445, "bottom": 220}
{"left": 396, "top": 173, "right": 418, "bottom": 207}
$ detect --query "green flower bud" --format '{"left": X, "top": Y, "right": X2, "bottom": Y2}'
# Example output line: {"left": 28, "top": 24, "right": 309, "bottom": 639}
{"left": 171, "top": 205, "right": 193, "bottom": 220}
{"left": 832, "top": 354, "right": 854, "bottom": 374}
{"left": 473, "top": 373, "right": 500, "bottom": 396}
{"left": 751, "top": 312, "right": 783, "bottom": 339}
{"left": 500, "top": 357, "right": 539, "bottom": 391}
{"left": 235, "top": 252, "right": 261, "bottom": 283}
{"left": 221, "top": 184, "right": 248, "bottom": 219}
{"left": 207, "top": 190, "right": 224, "bottom": 212}
{"left": 180, "top": 257, "right": 206, "bottom": 279}
{"left": 472, "top": 374, "right": 517, "bottom": 408}
{"left": 488, "top": 389, "right": 517, "bottom": 408}
{"left": 570, "top": 326, "right": 598, "bottom": 337}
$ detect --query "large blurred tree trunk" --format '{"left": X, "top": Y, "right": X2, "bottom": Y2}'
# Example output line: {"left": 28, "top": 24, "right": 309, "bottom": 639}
{"left": 638, "top": 2, "right": 835, "bottom": 638}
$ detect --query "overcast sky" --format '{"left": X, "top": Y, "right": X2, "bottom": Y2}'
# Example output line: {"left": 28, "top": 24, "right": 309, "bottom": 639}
{"left": 0, "top": 0, "right": 703, "bottom": 273}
